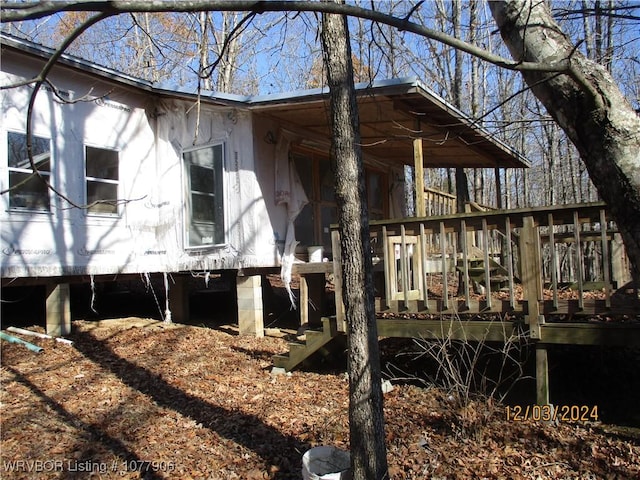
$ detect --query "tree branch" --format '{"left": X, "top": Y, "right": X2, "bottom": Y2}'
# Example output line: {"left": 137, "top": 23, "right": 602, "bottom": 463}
{"left": 0, "top": 0, "right": 576, "bottom": 75}
{"left": 21, "top": 11, "right": 115, "bottom": 209}
{"left": 201, "top": 11, "right": 257, "bottom": 81}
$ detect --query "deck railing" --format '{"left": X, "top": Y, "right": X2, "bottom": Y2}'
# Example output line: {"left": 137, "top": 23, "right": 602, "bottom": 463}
{"left": 331, "top": 202, "right": 633, "bottom": 334}
{"left": 425, "top": 187, "right": 457, "bottom": 216}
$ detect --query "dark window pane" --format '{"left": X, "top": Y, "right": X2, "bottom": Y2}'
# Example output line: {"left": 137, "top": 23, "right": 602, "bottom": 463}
{"left": 8, "top": 132, "right": 50, "bottom": 171}
{"left": 292, "top": 152, "right": 313, "bottom": 199}
{"left": 190, "top": 165, "right": 215, "bottom": 193}
{"left": 184, "top": 146, "right": 221, "bottom": 169}
{"left": 294, "top": 203, "right": 315, "bottom": 246}
{"left": 86, "top": 147, "right": 118, "bottom": 180}
{"left": 192, "top": 193, "right": 216, "bottom": 222}
{"left": 87, "top": 181, "right": 118, "bottom": 214}
{"left": 9, "top": 171, "right": 50, "bottom": 210}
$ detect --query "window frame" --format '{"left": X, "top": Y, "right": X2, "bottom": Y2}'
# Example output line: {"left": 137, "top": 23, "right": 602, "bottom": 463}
{"left": 182, "top": 142, "right": 226, "bottom": 250}
{"left": 291, "top": 145, "right": 389, "bottom": 252}
{"left": 6, "top": 130, "right": 53, "bottom": 213}
{"left": 84, "top": 145, "right": 121, "bottom": 217}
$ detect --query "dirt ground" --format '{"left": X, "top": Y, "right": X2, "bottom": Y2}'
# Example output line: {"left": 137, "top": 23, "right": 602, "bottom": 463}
{"left": 1, "top": 317, "right": 639, "bottom": 480}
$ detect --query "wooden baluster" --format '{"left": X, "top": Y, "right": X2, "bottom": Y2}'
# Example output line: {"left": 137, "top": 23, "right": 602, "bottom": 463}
{"left": 573, "top": 210, "right": 585, "bottom": 310}
{"left": 505, "top": 217, "right": 515, "bottom": 310}
{"left": 461, "top": 219, "right": 470, "bottom": 310}
{"left": 420, "top": 223, "right": 429, "bottom": 309}
{"left": 600, "top": 209, "right": 611, "bottom": 308}
{"left": 440, "top": 221, "right": 449, "bottom": 310}
{"left": 548, "top": 213, "right": 559, "bottom": 310}
{"left": 400, "top": 224, "right": 409, "bottom": 310}
{"left": 483, "top": 218, "right": 492, "bottom": 310}
{"left": 382, "top": 226, "right": 391, "bottom": 310}
{"left": 331, "top": 229, "right": 346, "bottom": 331}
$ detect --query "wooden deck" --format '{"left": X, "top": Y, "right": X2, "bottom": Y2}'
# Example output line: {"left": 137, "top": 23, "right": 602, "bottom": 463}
{"left": 279, "top": 202, "right": 639, "bottom": 404}
{"left": 290, "top": 201, "right": 638, "bottom": 339}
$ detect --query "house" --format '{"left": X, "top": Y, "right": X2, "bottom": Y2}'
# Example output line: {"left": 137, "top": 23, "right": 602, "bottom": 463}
{"left": 1, "top": 33, "right": 529, "bottom": 337}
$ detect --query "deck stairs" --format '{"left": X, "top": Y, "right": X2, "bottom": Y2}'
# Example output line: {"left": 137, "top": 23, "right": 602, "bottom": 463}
{"left": 272, "top": 317, "right": 341, "bottom": 371}
{"left": 456, "top": 255, "right": 512, "bottom": 291}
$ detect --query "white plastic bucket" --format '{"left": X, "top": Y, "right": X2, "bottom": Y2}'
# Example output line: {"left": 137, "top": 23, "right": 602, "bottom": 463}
{"left": 301, "top": 446, "right": 351, "bottom": 480}
{"left": 308, "top": 246, "right": 323, "bottom": 263}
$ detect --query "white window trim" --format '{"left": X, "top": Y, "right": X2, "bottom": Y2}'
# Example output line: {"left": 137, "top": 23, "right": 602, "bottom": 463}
{"left": 83, "top": 144, "right": 121, "bottom": 218}
{"left": 5, "top": 129, "right": 53, "bottom": 214}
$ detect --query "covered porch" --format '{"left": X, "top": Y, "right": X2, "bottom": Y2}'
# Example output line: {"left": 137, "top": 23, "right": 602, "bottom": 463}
{"left": 263, "top": 78, "right": 639, "bottom": 405}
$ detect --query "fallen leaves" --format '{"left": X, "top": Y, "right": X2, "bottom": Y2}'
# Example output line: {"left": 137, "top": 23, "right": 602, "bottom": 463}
{"left": 1, "top": 320, "right": 638, "bottom": 479}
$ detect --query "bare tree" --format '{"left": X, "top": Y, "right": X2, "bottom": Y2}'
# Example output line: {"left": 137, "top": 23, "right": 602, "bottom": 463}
{"left": 320, "top": 7, "right": 388, "bottom": 479}
{"left": 489, "top": 0, "right": 640, "bottom": 283}
{"left": 2, "top": 1, "right": 640, "bottom": 476}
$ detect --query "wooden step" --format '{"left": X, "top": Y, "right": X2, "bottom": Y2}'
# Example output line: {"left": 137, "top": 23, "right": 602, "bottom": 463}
{"left": 456, "top": 256, "right": 511, "bottom": 288}
{"left": 271, "top": 317, "right": 340, "bottom": 371}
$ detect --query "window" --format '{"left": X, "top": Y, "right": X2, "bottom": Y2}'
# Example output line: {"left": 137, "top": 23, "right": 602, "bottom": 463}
{"left": 292, "top": 147, "right": 388, "bottom": 252}
{"left": 85, "top": 146, "right": 119, "bottom": 215}
{"left": 367, "top": 171, "right": 386, "bottom": 220}
{"left": 7, "top": 131, "right": 51, "bottom": 211}
{"left": 183, "top": 144, "right": 225, "bottom": 247}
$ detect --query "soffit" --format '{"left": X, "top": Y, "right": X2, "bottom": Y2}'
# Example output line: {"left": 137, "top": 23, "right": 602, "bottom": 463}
{"left": 252, "top": 83, "right": 529, "bottom": 169}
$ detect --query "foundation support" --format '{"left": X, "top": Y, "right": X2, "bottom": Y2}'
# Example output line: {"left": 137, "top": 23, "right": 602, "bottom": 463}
{"left": 611, "top": 233, "right": 631, "bottom": 288}
{"left": 45, "top": 283, "right": 71, "bottom": 337}
{"left": 168, "top": 275, "right": 190, "bottom": 324}
{"left": 299, "top": 273, "right": 325, "bottom": 328}
{"left": 520, "top": 215, "right": 543, "bottom": 339}
{"left": 536, "top": 344, "right": 550, "bottom": 406}
{"left": 236, "top": 274, "right": 264, "bottom": 337}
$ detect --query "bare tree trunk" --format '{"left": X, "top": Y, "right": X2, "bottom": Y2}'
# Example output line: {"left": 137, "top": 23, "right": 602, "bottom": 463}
{"left": 581, "top": 0, "right": 594, "bottom": 59}
{"left": 605, "top": 0, "right": 614, "bottom": 72}
{"left": 320, "top": 7, "right": 388, "bottom": 480}
{"left": 198, "top": 12, "right": 213, "bottom": 90}
{"left": 212, "top": 11, "right": 243, "bottom": 93}
{"left": 490, "top": 0, "right": 640, "bottom": 282}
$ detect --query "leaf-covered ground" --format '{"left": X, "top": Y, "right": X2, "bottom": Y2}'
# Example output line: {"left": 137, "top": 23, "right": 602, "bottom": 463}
{"left": 1, "top": 319, "right": 639, "bottom": 479}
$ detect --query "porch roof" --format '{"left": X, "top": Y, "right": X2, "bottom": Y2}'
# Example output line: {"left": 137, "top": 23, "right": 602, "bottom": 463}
{"left": 2, "top": 33, "right": 528, "bottom": 169}
{"left": 249, "top": 78, "right": 530, "bottom": 169}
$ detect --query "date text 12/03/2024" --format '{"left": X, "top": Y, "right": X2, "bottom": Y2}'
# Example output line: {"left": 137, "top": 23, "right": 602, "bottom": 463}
{"left": 505, "top": 405, "right": 599, "bottom": 422}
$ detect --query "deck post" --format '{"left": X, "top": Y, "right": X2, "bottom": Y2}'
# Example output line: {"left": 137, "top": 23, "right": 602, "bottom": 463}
{"left": 299, "top": 273, "right": 325, "bottom": 328}
{"left": 45, "top": 282, "right": 71, "bottom": 336}
{"left": 536, "top": 344, "right": 550, "bottom": 406}
{"left": 505, "top": 217, "right": 515, "bottom": 310}
{"left": 520, "top": 215, "right": 543, "bottom": 339}
{"left": 414, "top": 133, "right": 426, "bottom": 217}
{"left": 548, "top": 213, "right": 559, "bottom": 310}
{"left": 331, "top": 229, "right": 346, "bottom": 331}
{"left": 611, "top": 233, "right": 631, "bottom": 288}
{"left": 599, "top": 209, "right": 612, "bottom": 308}
{"left": 300, "top": 274, "right": 308, "bottom": 326}
{"left": 236, "top": 274, "right": 264, "bottom": 337}
{"left": 482, "top": 218, "right": 492, "bottom": 310}
{"left": 573, "top": 211, "right": 585, "bottom": 310}
{"left": 168, "top": 274, "right": 190, "bottom": 324}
